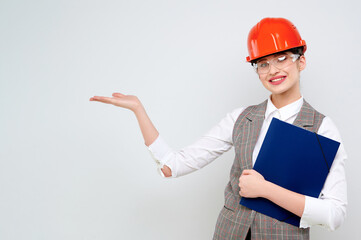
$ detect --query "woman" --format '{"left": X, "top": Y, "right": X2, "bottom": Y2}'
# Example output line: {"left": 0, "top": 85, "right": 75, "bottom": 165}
{"left": 90, "top": 18, "right": 347, "bottom": 240}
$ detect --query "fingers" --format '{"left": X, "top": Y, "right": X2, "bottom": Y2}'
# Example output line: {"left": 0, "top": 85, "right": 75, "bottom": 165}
{"left": 89, "top": 96, "right": 114, "bottom": 104}
{"left": 238, "top": 175, "right": 246, "bottom": 197}
{"left": 89, "top": 93, "right": 124, "bottom": 102}
{"left": 238, "top": 184, "right": 246, "bottom": 197}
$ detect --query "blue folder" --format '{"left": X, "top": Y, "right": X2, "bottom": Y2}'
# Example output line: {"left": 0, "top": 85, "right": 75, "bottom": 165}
{"left": 239, "top": 118, "right": 340, "bottom": 227}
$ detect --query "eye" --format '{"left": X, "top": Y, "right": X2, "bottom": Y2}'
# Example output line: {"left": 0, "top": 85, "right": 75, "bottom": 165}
{"left": 258, "top": 62, "right": 269, "bottom": 68}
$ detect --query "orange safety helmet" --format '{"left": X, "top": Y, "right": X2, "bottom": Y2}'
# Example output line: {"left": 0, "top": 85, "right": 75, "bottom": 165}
{"left": 246, "top": 18, "right": 307, "bottom": 62}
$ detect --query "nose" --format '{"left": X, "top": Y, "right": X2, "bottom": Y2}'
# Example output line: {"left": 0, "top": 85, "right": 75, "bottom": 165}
{"left": 268, "top": 62, "right": 280, "bottom": 75}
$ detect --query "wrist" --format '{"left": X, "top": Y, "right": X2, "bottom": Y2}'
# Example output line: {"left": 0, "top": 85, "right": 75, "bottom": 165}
{"left": 133, "top": 102, "right": 144, "bottom": 114}
{"left": 261, "top": 180, "right": 273, "bottom": 199}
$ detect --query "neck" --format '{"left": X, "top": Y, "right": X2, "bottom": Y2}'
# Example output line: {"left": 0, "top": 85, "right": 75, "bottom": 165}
{"left": 270, "top": 92, "right": 302, "bottom": 109}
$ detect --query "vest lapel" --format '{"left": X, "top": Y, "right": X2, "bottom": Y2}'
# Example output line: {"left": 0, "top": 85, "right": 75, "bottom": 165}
{"left": 292, "top": 100, "right": 316, "bottom": 130}
{"left": 239, "top": 100, "right": 267, "bottom": 170}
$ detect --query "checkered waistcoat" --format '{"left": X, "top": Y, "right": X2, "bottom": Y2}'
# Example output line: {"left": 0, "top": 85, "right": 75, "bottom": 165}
{"left": 213, "top": 100, "right": 325, "bottom": 240}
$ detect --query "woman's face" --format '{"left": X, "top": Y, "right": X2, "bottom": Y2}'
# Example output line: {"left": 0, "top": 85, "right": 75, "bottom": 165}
{"left": 256, "top": 52, "right": 306, "bottom": 98}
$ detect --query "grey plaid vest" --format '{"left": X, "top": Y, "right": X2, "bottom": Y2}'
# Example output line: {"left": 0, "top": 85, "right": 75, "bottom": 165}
{"left": 213, "top": 99, "right": 325, "bottom": 240}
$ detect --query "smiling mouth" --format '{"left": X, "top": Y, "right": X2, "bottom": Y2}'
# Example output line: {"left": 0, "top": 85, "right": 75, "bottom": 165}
{"left": 269, "top": 76, "right": 286, "bottom": 82}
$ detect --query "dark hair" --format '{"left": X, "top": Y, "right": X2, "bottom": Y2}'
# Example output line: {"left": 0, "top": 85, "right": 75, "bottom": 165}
{"left": 251, "top": 46, "right": 304, "bottom": 65}
{"left": 288, "top": 46, "right": 304, "bottom": 56}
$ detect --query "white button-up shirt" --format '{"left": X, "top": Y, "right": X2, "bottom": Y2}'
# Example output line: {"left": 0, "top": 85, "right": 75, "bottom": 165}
{"left": 147, "top": 97, "right": 347, "bottom": 231}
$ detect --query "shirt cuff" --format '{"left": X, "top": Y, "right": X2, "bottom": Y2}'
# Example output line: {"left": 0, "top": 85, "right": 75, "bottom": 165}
{"left": 300, "top": 196, "right": 331, "bottom": 229}
{"left": 147, "top": 135, "right": 172, "bottom": 164}
{"left": 147, "top": 135, "right": 175, "bottom": 178}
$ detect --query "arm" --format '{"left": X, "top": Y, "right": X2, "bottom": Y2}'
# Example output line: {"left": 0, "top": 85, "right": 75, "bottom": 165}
{"left": 238, "top": 169, "right": 305, "bottom": 217}
{"left": 300, "top": 117, "right": 347, "bottom": 230}
{"left": 89, "top": 93, "right": 171, "bottom": 176}
{"left": 147, "top": 107, "right": 244, "bottom": 178}
{"left": 132, "top": 103, "right": 172, "bottom": 177}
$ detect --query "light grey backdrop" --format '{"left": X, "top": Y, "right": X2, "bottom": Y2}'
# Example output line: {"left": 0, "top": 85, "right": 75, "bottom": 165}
{"left": 1, "top": 0, "right": 360, "bottom": 239}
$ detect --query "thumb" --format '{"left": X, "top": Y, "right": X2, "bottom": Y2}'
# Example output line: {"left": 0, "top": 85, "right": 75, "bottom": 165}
{"left": 112, "top": 92, "right": 124, "bottom": 98}
{"left": 241, "top": 169, "right": 252, "bottom": 176}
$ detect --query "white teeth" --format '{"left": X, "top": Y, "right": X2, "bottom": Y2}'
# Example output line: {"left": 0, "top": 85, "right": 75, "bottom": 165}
{"left": 271, "top": 77, "right": 284, "bottom": 82}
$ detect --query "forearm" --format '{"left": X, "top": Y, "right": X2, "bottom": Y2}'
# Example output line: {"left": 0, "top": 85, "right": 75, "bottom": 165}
{"left": 145, "top": 107, "right": 239, "bottom": 178}
{"left": 90, "top": 93, "right": 171, "bottom": 176}
{"left": 132, "top": 104, "right": 172, "bottom": 177}
{"left": 262, "top": 181, "right": 305, "bottom": 217}
{"left": 133, "top": 104, "right": 159, "bottom": 147}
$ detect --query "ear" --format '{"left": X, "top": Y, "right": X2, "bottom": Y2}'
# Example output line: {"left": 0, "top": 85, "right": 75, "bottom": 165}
{"left": 299, "top": 55, "right": 306, "bottom": 71}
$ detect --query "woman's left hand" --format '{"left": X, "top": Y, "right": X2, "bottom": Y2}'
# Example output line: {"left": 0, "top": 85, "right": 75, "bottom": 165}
{"left": 238, "top": 169, "right": 267, "bottom": 198}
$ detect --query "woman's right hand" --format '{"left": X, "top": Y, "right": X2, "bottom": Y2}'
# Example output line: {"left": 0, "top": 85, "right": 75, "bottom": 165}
{"left": 89, "top": 93, "right": 141, "bottom": 112}
{"left": 90, "top": 92, "right": 172, "bottom": 177}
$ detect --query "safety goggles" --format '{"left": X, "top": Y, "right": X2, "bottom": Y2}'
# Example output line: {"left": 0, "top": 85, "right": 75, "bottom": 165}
{"left": 252, "top": 53, "right": 300, "bottom": 74}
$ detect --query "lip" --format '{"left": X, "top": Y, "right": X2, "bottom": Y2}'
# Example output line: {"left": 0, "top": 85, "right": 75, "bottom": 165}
{"left": 269, "top": 76, "right": 286, "bottom": 85}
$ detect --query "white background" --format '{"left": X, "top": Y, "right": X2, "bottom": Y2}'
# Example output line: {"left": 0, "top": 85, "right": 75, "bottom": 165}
{"left": 0, "top": 0, "right": 360, "bottom": 239}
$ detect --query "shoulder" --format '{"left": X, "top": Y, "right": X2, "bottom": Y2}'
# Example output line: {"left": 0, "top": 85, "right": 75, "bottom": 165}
{"left": 221, "top": 100, "right": 267, "bottom": 126}
{"left": 318, "top": 116, "right": 344, "bottom": 143}
{"left": 302, "top": 101, "right": 345, "bottom": 151}
{"left": 232, "top": 100, "right": 268, "bottom": 123}
{"left": 220, "top": 107, "right": 246, "bottom": 127}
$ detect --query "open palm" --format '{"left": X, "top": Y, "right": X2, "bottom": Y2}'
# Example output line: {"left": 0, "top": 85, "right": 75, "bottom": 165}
{"left": 89, "top": 93, "right": 141, "bottom": 112}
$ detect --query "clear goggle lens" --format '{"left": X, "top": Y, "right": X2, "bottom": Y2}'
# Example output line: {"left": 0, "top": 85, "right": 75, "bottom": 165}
{"left": 252, "top": 53, "right": 300, "bottom": 74}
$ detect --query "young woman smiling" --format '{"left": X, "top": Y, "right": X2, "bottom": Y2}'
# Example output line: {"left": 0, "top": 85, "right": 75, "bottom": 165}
{"left": 90, "top": 18, "right": 347, "bottom": 240}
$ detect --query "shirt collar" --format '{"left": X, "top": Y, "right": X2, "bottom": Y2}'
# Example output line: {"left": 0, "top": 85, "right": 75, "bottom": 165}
{"left": 265, "top": 96, "right": 304, "bottom": 121}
